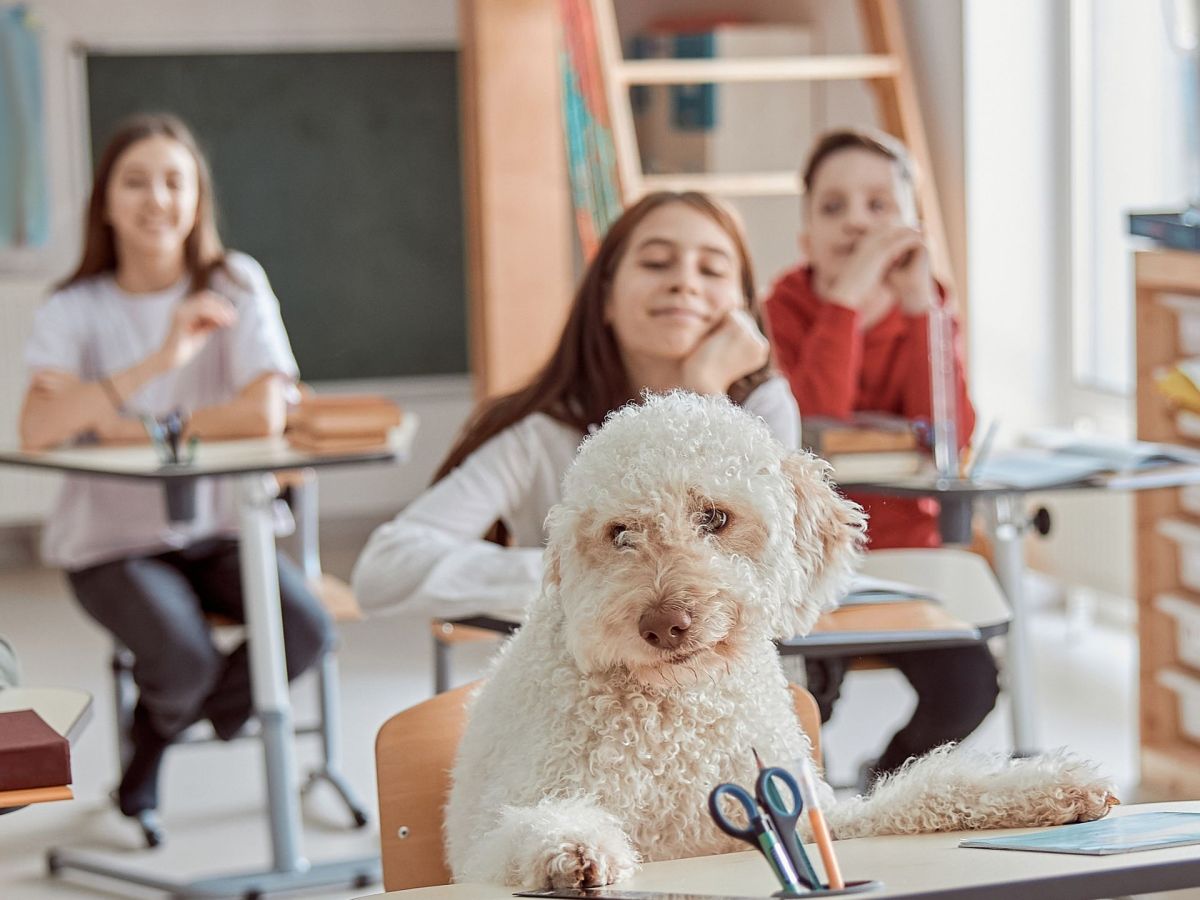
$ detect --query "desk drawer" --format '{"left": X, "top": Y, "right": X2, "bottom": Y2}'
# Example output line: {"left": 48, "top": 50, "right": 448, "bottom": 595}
{"left": 1158, "top": 668, "right": 1200, "bottom": 744}
{"left": 1156, "top": 593, "right": 1200, "bottom": 671}
{"left": 1157, "top": 518, "right": 1200, "bottom": 592}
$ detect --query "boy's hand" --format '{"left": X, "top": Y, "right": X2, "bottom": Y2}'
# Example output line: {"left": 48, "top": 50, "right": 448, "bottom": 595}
{"left": 886, "top": 238, "right": 937, "bottom": 316}
{"left": 827, "top": 225, "right": 924, "bottom": 311}
{"left": 680, "top": 308, "right": 770, "bottom": 396}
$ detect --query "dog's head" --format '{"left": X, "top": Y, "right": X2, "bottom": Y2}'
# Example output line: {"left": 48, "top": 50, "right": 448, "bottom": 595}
{"left": 542, "top": 391, "right": 865, "bottom": 687}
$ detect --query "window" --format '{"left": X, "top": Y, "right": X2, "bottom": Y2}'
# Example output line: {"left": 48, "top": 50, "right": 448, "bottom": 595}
{"left": 1070, "top": 0, "right": 1190, "bottom": 395}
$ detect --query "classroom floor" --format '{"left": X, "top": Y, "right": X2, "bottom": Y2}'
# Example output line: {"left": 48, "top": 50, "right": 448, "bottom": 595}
{"left": 0, "top": 535, "right": 1190, "bottom": 899}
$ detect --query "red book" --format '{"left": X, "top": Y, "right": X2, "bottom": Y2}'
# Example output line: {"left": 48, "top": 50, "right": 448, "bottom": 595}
{"left": 0, "top": 709, "right": 72, "bottom": 791}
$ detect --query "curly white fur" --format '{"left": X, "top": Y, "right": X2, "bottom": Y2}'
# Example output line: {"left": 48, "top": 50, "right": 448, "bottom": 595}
{"left": 445, "top": 392, "right": 1116, "bottom": 888}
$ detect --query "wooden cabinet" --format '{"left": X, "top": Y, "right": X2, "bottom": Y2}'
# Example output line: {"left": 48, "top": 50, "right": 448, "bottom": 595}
{"left": 1135, "top": 248, "right": 1200, "bottom": 795}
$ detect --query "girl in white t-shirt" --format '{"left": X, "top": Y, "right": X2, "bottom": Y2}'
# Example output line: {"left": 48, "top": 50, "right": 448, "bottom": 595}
{"left": 353, "top": 192, "right": 801, "bottom": 618}
{"left": 20, "top": 114, "right": 331, "bottom": 841}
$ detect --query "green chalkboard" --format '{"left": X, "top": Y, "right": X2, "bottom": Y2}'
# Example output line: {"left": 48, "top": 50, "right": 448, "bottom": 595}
{"left": 86, "top": 50, "right": 466, "bottom": 380}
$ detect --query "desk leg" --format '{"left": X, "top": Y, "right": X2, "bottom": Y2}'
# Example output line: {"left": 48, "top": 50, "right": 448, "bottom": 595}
{"left": 236, "top": 473, "right": 306, "bottom": 871}
{"left": 990, "top": 494, "right": 1038, "bottom": 754}
{"left": 46, "top": 474, "right": 379, "bottom": 897}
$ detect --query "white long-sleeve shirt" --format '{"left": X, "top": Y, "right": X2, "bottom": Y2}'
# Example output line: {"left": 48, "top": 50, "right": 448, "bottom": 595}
{"left": 352, "top": 377, "right": 801, "bottom": 617}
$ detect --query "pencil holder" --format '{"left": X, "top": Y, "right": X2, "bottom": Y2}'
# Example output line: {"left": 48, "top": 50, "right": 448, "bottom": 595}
{"left": 164, "top": 478, "right": 198, "bottom": 523}
{"left": 774, "top": 880, "right": 882, "bottom": 897}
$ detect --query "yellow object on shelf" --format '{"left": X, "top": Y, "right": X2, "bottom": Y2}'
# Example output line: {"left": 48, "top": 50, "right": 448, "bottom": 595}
{"left": 1156, "top": 364, "right": 1200, "bottom": 412}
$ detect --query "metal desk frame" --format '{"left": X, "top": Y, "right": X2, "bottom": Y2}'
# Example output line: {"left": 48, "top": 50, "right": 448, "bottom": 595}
{"left": 0, "top": 431, "right": 414, "bottom": 898}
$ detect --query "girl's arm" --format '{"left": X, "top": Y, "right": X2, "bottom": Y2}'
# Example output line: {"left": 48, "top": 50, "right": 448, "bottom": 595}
{"left": 352, "top": 419, "right": 552, "bottom": 616}
{"left": 186, "top": 372, "right": 288, "bottom": 440}
{"left": 742, "top": 376, "right": 802, "bottom": 450}
{"left": 19, "top": 354, "right": 170, "bottom": 451}
{"left": 20, "top": 291, "right": 238, "bottom": 451}
{"left": 764, "top": 290, "right": 862, "bottom": 420}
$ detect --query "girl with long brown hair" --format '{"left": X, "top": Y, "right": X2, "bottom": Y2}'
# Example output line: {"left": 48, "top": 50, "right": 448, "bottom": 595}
{"left": 353, "top": 191, "right": 801, "bottom": 616}
{"left": 19, "top": 113, "right": 331, "bottom": 844}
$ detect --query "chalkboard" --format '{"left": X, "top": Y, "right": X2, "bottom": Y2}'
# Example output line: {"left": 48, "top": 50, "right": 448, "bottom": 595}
{"left": 86, "top": 50, "right": 466, "bottom": 381}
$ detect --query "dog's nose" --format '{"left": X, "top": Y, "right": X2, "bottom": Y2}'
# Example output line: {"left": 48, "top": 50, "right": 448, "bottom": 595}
{"left": 639, "top": 607, "right": 692, "bottom": 650}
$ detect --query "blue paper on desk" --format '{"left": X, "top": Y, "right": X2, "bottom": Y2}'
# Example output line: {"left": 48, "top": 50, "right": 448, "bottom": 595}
{"left": 958, "top": 812, "right": 1200, "bottom": 855}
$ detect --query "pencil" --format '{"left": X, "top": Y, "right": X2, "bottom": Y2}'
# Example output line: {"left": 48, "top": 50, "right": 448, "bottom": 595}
{"left": 752, "top": 748, "right": 821, "bottom": 888}
{"left": 792, "top": 754, "right": 844, "bottom": 890}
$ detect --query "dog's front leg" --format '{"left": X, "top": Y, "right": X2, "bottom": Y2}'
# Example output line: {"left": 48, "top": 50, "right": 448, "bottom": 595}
{"left": 820, "top": 747, "right": 1117, "bottom": 839}
{"left": 467, "top": 797, "right": 639, "bottom": 888}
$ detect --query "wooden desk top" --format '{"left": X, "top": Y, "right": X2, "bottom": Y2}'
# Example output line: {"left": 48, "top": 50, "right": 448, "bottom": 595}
{"left": 367, "top": 802, "right": 1200, "bottom": 900}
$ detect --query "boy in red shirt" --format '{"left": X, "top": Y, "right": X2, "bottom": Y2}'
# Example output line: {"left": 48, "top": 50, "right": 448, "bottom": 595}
{"left": 766, "top": 128, "right": 999, "bottom": 782}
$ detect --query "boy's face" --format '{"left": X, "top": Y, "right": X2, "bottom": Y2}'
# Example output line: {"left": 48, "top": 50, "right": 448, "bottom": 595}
{"left": 801, "top": 148, "right": 917, "bottom": 281}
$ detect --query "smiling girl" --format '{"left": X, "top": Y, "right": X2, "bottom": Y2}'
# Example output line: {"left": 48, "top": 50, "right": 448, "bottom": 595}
{"left": 353, "top": 191, "right": 800, "bottom": 616}
{"left": 20, "top": 114, "right": 331, "bottom": 842}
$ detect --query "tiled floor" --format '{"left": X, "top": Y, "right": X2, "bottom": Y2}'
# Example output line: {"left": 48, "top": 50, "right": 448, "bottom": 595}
{"left": 0, "top": 541, "right": 1185, "bottom": 899}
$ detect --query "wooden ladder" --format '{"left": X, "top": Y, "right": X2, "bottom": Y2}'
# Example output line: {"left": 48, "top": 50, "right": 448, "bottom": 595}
{"left": 587, "top": 0, "right": 953, "bottom": 284}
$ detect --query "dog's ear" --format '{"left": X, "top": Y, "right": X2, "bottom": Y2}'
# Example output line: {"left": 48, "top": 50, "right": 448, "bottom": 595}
{"left": 544, "top": 542, "right": 562, "bottom": 590}
{"left": 781, "top": 451, "right": 866, "bottom": 617}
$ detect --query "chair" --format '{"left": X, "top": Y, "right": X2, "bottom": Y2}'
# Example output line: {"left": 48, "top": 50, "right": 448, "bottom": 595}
{"left": 374, "top": 681, "right": 822, "bottom": 892}
{"left": 110, "top": 471, "right": 369, "bottom": 847}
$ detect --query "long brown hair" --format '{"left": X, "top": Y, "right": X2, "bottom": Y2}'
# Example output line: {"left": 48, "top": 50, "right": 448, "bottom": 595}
{"left": 58, "top": 113, "right": 229, "bottom": 293}
{"left": 435, "top": 190, "right": 773, "bottom": 483}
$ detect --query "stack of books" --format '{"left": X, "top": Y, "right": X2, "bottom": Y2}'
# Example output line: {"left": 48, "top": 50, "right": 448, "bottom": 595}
{"left": 287, "top": 394, "right": 403, "bottom": 454}
{"left": 802, "top": 413, "right": 928, "bottom": 482}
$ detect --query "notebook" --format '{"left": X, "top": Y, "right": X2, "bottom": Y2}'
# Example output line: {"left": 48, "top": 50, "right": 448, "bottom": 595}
{"left": 958, "top": 812, "right": 1200, "bottom": 856}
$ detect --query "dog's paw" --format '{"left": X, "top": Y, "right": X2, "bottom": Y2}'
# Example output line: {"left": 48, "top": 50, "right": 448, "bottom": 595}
{"left": 1062, "top": 784, "right": 1120, "bottom": 824}
{"left": 543, "top": 841, "right": 635, "bottom": 888}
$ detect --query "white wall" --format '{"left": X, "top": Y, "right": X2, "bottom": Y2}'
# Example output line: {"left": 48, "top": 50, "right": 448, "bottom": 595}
{"left": 963, "top": 0, "right": 1133, "bottom": 599}
{"left": 0, "top": 0, "right": 470, "bottom": 525}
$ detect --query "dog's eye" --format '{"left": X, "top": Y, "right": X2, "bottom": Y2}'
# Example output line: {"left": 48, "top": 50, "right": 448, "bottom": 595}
{"left": 697, "top": 507, "right": 729, "bottom": 534}
{"left": 610, "top": 523, "right": 633, "bottom": 548}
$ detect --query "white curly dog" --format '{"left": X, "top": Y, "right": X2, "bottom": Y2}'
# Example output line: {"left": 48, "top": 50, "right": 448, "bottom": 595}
{"left": 446, "top": 392, "right": 1115, "bottom": 888}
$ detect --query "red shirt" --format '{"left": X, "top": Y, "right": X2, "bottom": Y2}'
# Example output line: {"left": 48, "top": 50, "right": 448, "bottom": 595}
{"left": 765, "top": 266, "right": 976, "bottom": 549}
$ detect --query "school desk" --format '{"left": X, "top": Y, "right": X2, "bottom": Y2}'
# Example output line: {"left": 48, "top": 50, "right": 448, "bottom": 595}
{"left": 435, "top": 549, "right": 1010, "bottom": 698}
{"left": 365, "top": 800, "right": 1200, "bottom": 900}
{"left": 839, "top": 472, "right": 1200, "bottom": 757}
{"left": 0, "top": 420, "right": 416, "bottom": 897}
{"left": 0, "top": 686, "right": 92, "bottom": 811}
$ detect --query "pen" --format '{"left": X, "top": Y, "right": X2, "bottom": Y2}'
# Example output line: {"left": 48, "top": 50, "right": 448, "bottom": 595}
{"left": 752, "top": 748, "right": 821, "bottom": 889}
{"left": 967, "top": 419, "right": 1000, "bottom": 481}
{"left": 792, "top": 754, "right": 844, "bottom": 890}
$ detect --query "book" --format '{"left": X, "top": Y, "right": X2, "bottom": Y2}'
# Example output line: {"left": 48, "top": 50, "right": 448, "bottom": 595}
{"left": 841, "top": 574, "right": 940, "bottom": 606}
{"left": 827, "top": 450, "right": 929, "bottom": 482}
{"left": 286, "top": 430, "right": 394, "bottom": 455}
{"left": 972, "top": 432, "right": 1200, "bottom": 490}
{"left": 289, "top": 394, "right": 402, "bottom": 437}
{"left": 802, "top": 413, "right": 920, "bottom": 455}
{"left": 0, "top": 709, "right": 71, "bottom": 791}
{"left": 958, "top": 811, "right": 1200, "bottom": 855}
{"left": 805, "top": 600, "right": 979, "bottom": 645}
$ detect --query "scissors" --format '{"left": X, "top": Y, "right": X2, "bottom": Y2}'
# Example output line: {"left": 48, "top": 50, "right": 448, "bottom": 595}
{"left": 708, "top": 766, "right": 820, "bottom": 892}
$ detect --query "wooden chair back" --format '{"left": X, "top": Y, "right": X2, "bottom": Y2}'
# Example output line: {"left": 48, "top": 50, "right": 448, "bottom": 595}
{"left": 375, "top": 681, "right": 821, "bottom": 891}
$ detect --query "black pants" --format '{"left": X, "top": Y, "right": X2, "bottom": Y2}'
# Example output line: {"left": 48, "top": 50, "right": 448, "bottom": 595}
{"left": 69, "top": 538, "right": 333, "bottom": 742}
{"left": 806, "top": 643, "right": 1000, "bottom": 777}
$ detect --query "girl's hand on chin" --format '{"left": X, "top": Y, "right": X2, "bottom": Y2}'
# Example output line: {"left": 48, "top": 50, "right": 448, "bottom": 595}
{"left": 159, "top": 291, "right": 238, "bottom": 371}
{"left": 680, "top": 308, "right": 769, "bottom": 396}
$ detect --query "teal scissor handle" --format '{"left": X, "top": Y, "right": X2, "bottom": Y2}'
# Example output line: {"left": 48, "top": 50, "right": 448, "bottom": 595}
{"left": 757, "top": 767, "right": 820, "bottom": 889}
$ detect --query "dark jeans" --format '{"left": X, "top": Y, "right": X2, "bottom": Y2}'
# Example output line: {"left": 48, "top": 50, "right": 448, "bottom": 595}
{"left": 806, "top": 643, "right": 1000, "bottom": 777}
{"left": 69, "top": 538, "right": 333, "bottom": 741}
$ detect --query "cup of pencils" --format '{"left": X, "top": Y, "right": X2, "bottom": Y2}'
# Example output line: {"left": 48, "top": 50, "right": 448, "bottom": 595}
{"left": 706, "top": 750, "right": 881, "bottom": 896}
{"left": 141, "top": 409, "right": 199, "bottom": 522}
